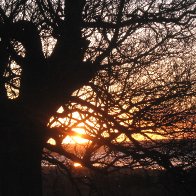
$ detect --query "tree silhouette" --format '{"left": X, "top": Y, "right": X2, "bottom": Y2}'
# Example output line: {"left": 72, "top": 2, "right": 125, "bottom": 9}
{"left": 0, "top": 0, "right": 195, "bottom": 196}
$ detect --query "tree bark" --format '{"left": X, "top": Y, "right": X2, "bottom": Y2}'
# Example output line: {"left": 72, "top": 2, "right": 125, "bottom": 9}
{"left": 0, "top": 2, "right": 89, "bottom": 196}
{"left": 0, "top": 114, "right": 44, "bottom": 196}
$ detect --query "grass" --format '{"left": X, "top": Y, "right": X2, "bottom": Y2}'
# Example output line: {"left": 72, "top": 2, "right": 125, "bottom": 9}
{"left": 42, "top": 166, "right": 196, "bottom": 196}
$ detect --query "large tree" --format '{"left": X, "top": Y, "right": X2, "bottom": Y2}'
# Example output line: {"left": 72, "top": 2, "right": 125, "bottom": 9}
{"left": 0, "top": 0, "right": 195, "bottom": 196}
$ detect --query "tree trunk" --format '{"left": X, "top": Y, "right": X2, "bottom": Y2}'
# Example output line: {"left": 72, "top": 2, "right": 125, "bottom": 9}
{"left": 0, "top": 117, "right": 44, "bottom": 196}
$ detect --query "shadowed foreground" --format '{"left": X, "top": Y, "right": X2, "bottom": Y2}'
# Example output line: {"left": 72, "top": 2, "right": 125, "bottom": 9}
{"left": 42, "top": 166, "right": 196, "bottom": 196}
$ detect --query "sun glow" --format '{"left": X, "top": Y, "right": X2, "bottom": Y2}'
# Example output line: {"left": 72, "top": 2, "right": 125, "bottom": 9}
{"left": 47, "top": 105, "right": 168, "bottom": 147}
{"left": 73, "top": 162, "right": 82, "bottom": 167}
{"left": 62, "top": 128, "right": 90, "bottom": 144}
{"left": 47, "top": 128, "right": 89, "bottom": 145}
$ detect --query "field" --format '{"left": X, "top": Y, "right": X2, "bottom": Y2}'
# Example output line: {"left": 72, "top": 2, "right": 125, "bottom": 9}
{"left": 42, "top": 166, "right": 196, "bottom": 196}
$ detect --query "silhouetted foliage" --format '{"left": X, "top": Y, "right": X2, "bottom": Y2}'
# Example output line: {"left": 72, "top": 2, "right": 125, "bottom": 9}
{"left": 0, "top": 1, "right": 195, "bottom": 196}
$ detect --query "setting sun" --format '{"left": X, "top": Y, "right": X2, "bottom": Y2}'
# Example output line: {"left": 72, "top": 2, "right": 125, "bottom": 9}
{"left": 62, "top": 127, "right": 89, "bottom": 144}
{"left": 47, "top": 128, "right": 90, "bottom": 145}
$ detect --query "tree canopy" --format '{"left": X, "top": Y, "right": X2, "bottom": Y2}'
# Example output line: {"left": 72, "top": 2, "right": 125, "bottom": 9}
{"left": 0, "top": 0, "right": 196, "bottom": 191}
